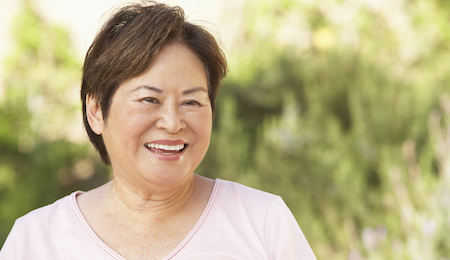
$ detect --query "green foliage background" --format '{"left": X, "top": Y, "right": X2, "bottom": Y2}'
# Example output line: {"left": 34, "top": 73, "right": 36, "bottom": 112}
{"left": 1, "top": 0, "right": 450, "bottom": 259}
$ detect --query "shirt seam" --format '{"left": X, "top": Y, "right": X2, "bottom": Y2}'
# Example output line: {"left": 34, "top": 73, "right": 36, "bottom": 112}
{"left": 162, "top": 178, "right": 222, "bottom": 259}
{"left": 68, "top": 191, "right": 126, "bottom": 259}
{"left": 263, "top": 196, "right": 283, "bottom": 260}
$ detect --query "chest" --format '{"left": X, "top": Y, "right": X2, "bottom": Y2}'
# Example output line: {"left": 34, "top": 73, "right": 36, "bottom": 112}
{"left": 88, "top": 213, "right": 199, "bottom": 260}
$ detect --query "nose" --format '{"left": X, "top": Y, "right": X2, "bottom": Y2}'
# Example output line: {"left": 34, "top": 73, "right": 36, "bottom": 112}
{"left": 155, "top": 104, "right": 186, "bottom": 133}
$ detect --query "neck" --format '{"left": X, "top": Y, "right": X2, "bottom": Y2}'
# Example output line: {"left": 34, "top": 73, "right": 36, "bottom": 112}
{"left": 108, "top": 175, "right": 197, "bottom": 223}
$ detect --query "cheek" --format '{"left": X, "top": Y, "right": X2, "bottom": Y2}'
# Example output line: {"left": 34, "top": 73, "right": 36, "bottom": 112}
{"left": 105, "top": 108, "right": 152, "bottom": 145}
{"left": 192, "top": 113, "right": 212, "bottom": 140}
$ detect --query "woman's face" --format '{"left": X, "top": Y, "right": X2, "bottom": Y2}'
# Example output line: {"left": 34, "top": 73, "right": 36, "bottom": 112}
{"left": 93, "top": 43, "right": 212, "bottom": 190}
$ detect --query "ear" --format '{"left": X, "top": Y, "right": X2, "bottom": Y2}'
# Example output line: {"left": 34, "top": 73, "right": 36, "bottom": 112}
{"left": 86, "top": 95, "right": 104, "bottom": 135}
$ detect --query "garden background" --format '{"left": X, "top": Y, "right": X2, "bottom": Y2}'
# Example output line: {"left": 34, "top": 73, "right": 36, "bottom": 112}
{"left": 1, "top": 0, "right": 450, "bottom": 259}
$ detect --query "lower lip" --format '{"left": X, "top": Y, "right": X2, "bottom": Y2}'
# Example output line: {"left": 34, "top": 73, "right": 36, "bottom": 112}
{"left": 145, "top": 147, "right": 185, "bottom": 161}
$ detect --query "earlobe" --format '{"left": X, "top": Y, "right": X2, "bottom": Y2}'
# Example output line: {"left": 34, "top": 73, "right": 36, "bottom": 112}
{"left": 86, "top": 95, "right": 104, "bottom": 135}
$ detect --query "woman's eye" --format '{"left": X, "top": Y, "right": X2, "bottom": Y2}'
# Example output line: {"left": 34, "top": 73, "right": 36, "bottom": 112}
{"left": 142, "top": 97, "right": 159, "bottom": 104}
{"left": 184, "top": 100, "right": 200, "bottom": 106}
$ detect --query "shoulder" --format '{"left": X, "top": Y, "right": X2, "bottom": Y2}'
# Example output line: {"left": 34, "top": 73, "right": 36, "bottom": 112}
{"left": 215, "top": 179, "right": 296, "bottom": 224}
{"left": 207, "top": 179, "right": 279, "bottom": 222}
{"left": 0, "top": 191, "right": 120, "bottom": 259}
{"left": 13, "top": 192, "right": 81, "bottom": 234}
{"left": 215, "top": 179, "right": 283, "bottom": 217}
{"left": 0, "top": 192, "right": 83, "bottom": 259}
{"left": 216, "top": 179, "right": 279, "bottom": 204}
{"left": 210, "top": 180, "right": 284, "bottom": 235}
{"left": 213, "top": 180, "right": 317, "bottom": 259}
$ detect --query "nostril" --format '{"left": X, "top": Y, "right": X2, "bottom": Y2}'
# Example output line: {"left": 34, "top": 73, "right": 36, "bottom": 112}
{"left": 155, "top": 109, "right": 186, "bottom": 132}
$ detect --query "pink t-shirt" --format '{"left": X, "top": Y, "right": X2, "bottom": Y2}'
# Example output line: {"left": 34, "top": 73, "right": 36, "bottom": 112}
{"left": 0, "top": 179, "right": 316, "bottom": 259}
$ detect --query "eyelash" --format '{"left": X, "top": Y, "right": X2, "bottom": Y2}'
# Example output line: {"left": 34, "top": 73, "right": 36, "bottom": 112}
{"left": 183, "top": 100, "right": 201, "bottom": 106}
{"left": 142, "top": 97, "right": 160, "bottom": 104}
{"left": 141, "top": 98, "right": 201, "bottom": 107}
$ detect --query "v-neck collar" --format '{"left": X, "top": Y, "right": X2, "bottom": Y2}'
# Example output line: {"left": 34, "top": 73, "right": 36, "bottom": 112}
{"left": 68, "top": 179, "right": 222, "bottom": 259}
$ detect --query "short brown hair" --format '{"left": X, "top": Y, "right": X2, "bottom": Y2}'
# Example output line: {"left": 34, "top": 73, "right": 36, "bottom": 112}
{"left": 81, "top": 1, "right": 228, "bottom": 165}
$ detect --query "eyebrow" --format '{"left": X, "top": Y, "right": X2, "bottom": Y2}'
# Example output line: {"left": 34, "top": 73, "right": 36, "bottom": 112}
{"left": 131, "top": 85, "right": 208, "bottom": 95}
{"left": 131, "top": 85, "right": 163, "bottom": 93}
{"left": 182, "top": 87, "right": 208, "bottom": 95}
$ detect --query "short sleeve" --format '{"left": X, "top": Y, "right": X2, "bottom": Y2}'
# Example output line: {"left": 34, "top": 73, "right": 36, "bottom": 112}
{"left": 0, "top": 222, "right": 23, "bottom": 260}
{"left": 264, "top": 197, "right": 316, "bottom": 260}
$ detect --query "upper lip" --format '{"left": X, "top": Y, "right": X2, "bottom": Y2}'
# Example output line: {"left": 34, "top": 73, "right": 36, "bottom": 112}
{"left": 146, "top": 139, "right": 186, "bottom": 145}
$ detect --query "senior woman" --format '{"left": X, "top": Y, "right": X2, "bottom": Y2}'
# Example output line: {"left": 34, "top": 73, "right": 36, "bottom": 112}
{"left": 0, "top": 1, "right": 316, "bottom": 259}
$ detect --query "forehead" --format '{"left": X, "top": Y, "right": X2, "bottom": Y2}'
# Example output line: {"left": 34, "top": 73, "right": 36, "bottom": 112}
{"left": 119, "top": 43, "right": 208, "bottom": 94}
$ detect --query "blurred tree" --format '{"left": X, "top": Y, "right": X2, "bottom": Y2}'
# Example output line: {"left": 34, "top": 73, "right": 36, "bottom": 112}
{"left": 198, "top": 0, "right": 450, "bottom": 258}
{"left": 2, "top": 0, "right": 450, "bottom": 258}
{"left": 0, "top": 3, "right": 109, "bottom": 246}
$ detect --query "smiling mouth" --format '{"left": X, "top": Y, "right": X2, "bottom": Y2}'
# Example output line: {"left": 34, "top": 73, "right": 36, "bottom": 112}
{"left": 144, "top": 143, "right": 187, "bottom": 154}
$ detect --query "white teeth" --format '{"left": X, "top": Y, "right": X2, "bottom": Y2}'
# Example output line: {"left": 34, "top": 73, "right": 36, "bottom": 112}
{"left": 146, "top": 143, "right": 185, "bottom": 151}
